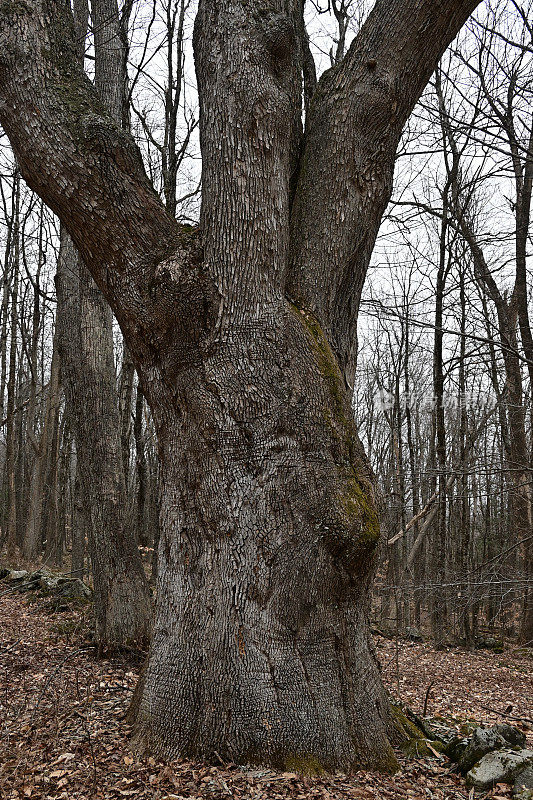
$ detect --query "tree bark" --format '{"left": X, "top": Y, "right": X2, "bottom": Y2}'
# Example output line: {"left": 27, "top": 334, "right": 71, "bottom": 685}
{"left": 5, "top": 171, "right": 19, "bottom": 557}
{"left": 56, "top": 231, "right": 152, "bottom": 647}
{"left": 49, "top": 0, "right": 152, "bottom": 648}
{"left": 288, "top": 0, "right": 481, "bottom": 386}
{"left": 23, "top": 336, "right": 61, "bottom": 560}
{"left": 0, "top": 0, "right": 481, "bottom": 770}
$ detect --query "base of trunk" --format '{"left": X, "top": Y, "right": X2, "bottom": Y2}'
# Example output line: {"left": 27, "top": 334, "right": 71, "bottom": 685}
{"left": 93, "top": 566, "right": 152, "bottom": 652}
{"left": 129, "top": 305, "right": 397, "bottom": 772}
{"left": 130, "top": 595, "right": 397, "bottom": 773}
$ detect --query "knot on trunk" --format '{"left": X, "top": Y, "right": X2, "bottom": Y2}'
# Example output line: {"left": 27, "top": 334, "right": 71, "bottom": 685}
{"left": 260, "top": 13, "right": 296, "bottom": 67}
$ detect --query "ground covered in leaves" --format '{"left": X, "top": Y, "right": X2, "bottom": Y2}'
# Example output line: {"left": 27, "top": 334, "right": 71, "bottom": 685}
{"left": 0, "top": 590, "right": 531, "bottom": 800}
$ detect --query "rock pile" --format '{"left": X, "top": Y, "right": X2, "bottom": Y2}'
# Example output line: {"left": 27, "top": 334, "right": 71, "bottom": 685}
{"left": 425, "top": 717, "right": 532, "bottom": 795}
{"left": 0, "top": 566, "right": 91, "bottom": 608}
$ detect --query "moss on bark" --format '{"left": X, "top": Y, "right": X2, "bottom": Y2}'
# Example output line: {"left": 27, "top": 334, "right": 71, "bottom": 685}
{"left": 290, "top": 303, "right": 381, "bottom": 556}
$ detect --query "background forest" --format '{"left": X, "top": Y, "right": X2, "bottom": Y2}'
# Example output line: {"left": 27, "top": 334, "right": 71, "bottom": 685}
{"left": 0, "top": 0, "right": 532, "bottom": 648}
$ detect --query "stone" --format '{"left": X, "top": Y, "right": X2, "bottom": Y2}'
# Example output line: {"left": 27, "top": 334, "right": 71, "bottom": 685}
{"left": 57, "top": 578, "right": 91, "bottom": 600}
{"left": 405, "top": 626, "right": 423, "bottom": 641}
{"left": 466, "top": 749, "right": 533, "bottom": 790}
{"left": 514, "top": 766, "right": 533, "bottom": 793}
{"left": 6, "top": 570, "right": 29, "bottom": 581}
{"left": 1, "top": 565, "right": 91, "bottom": 603}
{"left": 459, "top": 727, "right": 507, "bottom": 773}
{"left": 494, "top": 724, "right": 527, "bottom": 748}
{"left": 39, "top": 574, "right": 61, "bottom": 592}
{"left": 514, "top": 791, "right": 533, "bottom": 800}
{"left": 446, "top": 736, "right": 469, "bottom": 762}
{"left": 475, "top": 636, "right": 504, "bottom": 653}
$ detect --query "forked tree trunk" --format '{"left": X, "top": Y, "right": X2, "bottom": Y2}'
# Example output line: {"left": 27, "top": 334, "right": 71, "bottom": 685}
{"left": 0, "top": 0, "right": 481, "bottom": 771}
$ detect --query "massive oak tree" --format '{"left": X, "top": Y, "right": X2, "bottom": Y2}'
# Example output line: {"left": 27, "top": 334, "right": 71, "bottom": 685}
{"left": 0, "top": 0, "right": 480, "bottom": 772}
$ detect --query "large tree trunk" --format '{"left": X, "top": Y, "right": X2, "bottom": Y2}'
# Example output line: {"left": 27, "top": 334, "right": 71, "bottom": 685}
{"left": 0, "top": 0, "right": 481, "bottom": 771}
{"left": 131, "top": 302, "right": 394, "bottom": 771}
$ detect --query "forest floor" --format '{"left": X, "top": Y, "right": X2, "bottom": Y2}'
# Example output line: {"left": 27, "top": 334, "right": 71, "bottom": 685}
{"left": 0, "top": 591, "right": 531, "bottom": 800}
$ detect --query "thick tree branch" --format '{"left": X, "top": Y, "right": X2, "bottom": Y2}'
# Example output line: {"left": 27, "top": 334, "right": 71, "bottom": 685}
{"left": 194, "top": 0, "right": 304, "bottom": 321}
{"left": 288, "top": 0, "right": 482, "bottom": 387}
{"left": 0, "top": 0, "right": 186, "bottom": 339}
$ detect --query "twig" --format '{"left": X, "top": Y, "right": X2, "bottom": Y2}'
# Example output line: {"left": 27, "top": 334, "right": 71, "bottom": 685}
{"left": 30, "top": 646, "right": 95, "bottom": 725}
{"left": 474, "top": 701, "right": 533, "bottom": 725}
{"left": 423, "top": 680, "right": 436, "bottom": 717}
{"left": 0, "top": 637, "right": 21, "bottom": 653}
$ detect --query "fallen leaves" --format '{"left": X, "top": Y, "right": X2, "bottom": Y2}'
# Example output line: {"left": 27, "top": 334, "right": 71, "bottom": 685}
{"left": 0, "top": 592, "right": 530, "bottom": 800}
{"left": 375, "top": 635, "right": 533, "bottom": 735}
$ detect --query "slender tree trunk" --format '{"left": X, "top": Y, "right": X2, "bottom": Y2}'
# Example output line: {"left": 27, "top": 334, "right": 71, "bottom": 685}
{"left": 22, "top": 206, "right": 44, "bottom": 559}
{"left": 514, "top": 118, "right": 533, "bottom": 644}
{"left": 42, "top": 387, "right": 61, "bottom": 565}
{"left": 457, "top": 263, "right": 472, "bottom": 643}
{"left": 431, "top": 200, "right": 449, "bottom": 648}
{"left": 0, "top": 210, "right": 12, "bottom": 427}
{"left": 14, "top": 352, "right": 26, "bottom": 548}
{"left": 56, "top": 231, "right": 152, "bottom": 647}
{"left": 118, "top": 346, "right": 135, "bottom": 490}
{"left": 5, "top": 173, "right": 19, "bottom": 557}
{"left": 438, "top": 70, "right": 533, "bottom": 645}
{"left": 51, "top": 0, "right": 152, "bottom": 648}
{"left": 404, "top": 311, "right": 419, "bottom": 627}
{"left": 23, "top": 338, "right": 60, "bottom": 560}
{"left": 134, "top": 384, "right": 148, "bottom": 546}
{"left": 71, "top": 447, "right": 86, "bottom": 578}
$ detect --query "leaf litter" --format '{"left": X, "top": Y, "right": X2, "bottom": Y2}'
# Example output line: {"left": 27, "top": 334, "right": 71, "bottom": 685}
{"left": 0, "top": 593, "right": 531, "bottom": 799}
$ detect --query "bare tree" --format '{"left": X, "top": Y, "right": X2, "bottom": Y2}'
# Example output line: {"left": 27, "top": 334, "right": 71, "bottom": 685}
{"left": 53, "top": 0, "right": 152, "bottom": 649}
{"left": 0, "top": 0, "right": 480, "bottom": 771}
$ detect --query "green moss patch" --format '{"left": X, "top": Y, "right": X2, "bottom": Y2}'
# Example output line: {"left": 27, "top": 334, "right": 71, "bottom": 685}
{"left": 338, "top": 475, "right": 380, "bottom": 545}
{"left": 283, "top": 753, "right": 327, "bottom": 776}
{"left": 290, "top": 304, "right": 381, "bottom": 558}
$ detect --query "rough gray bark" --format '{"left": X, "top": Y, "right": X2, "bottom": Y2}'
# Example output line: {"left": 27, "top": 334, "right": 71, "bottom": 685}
{"left": 0, "top": 0, "right": 480, "bottom": 771}
{"left": 56, "top": 229, "right": 152, "bottom": 648}
{"left": 133, "top": 384, "right": 147, "bottom": 546}
{"left": 70, "top": 441, "right": 86, "bottom": 578}
{"left": 52, "top": 0, "right": 152, "bottom": 648}
{"left": 24, "top": 338, "right": 61, "bottom": 560}
{"left": 118, "top": 346, "right": 135, "bottom": 489}
{"left": 289, "top": 0, "right": 482, "bottom": 388}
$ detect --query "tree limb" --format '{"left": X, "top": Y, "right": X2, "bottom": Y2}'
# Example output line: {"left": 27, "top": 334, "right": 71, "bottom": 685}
{"left": 0, "top": 0, "right": 185, "bottom": 336}
{"left": 288, "top": 0, "right": 482, "bottom": 387}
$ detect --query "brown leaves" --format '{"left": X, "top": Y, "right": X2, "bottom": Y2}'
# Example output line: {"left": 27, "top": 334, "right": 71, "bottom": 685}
{"left": 375, "top": 636, "right": 533, "bottom": 737}
{"left": 0, "top": 593, "right": 530, "bottom": 800}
